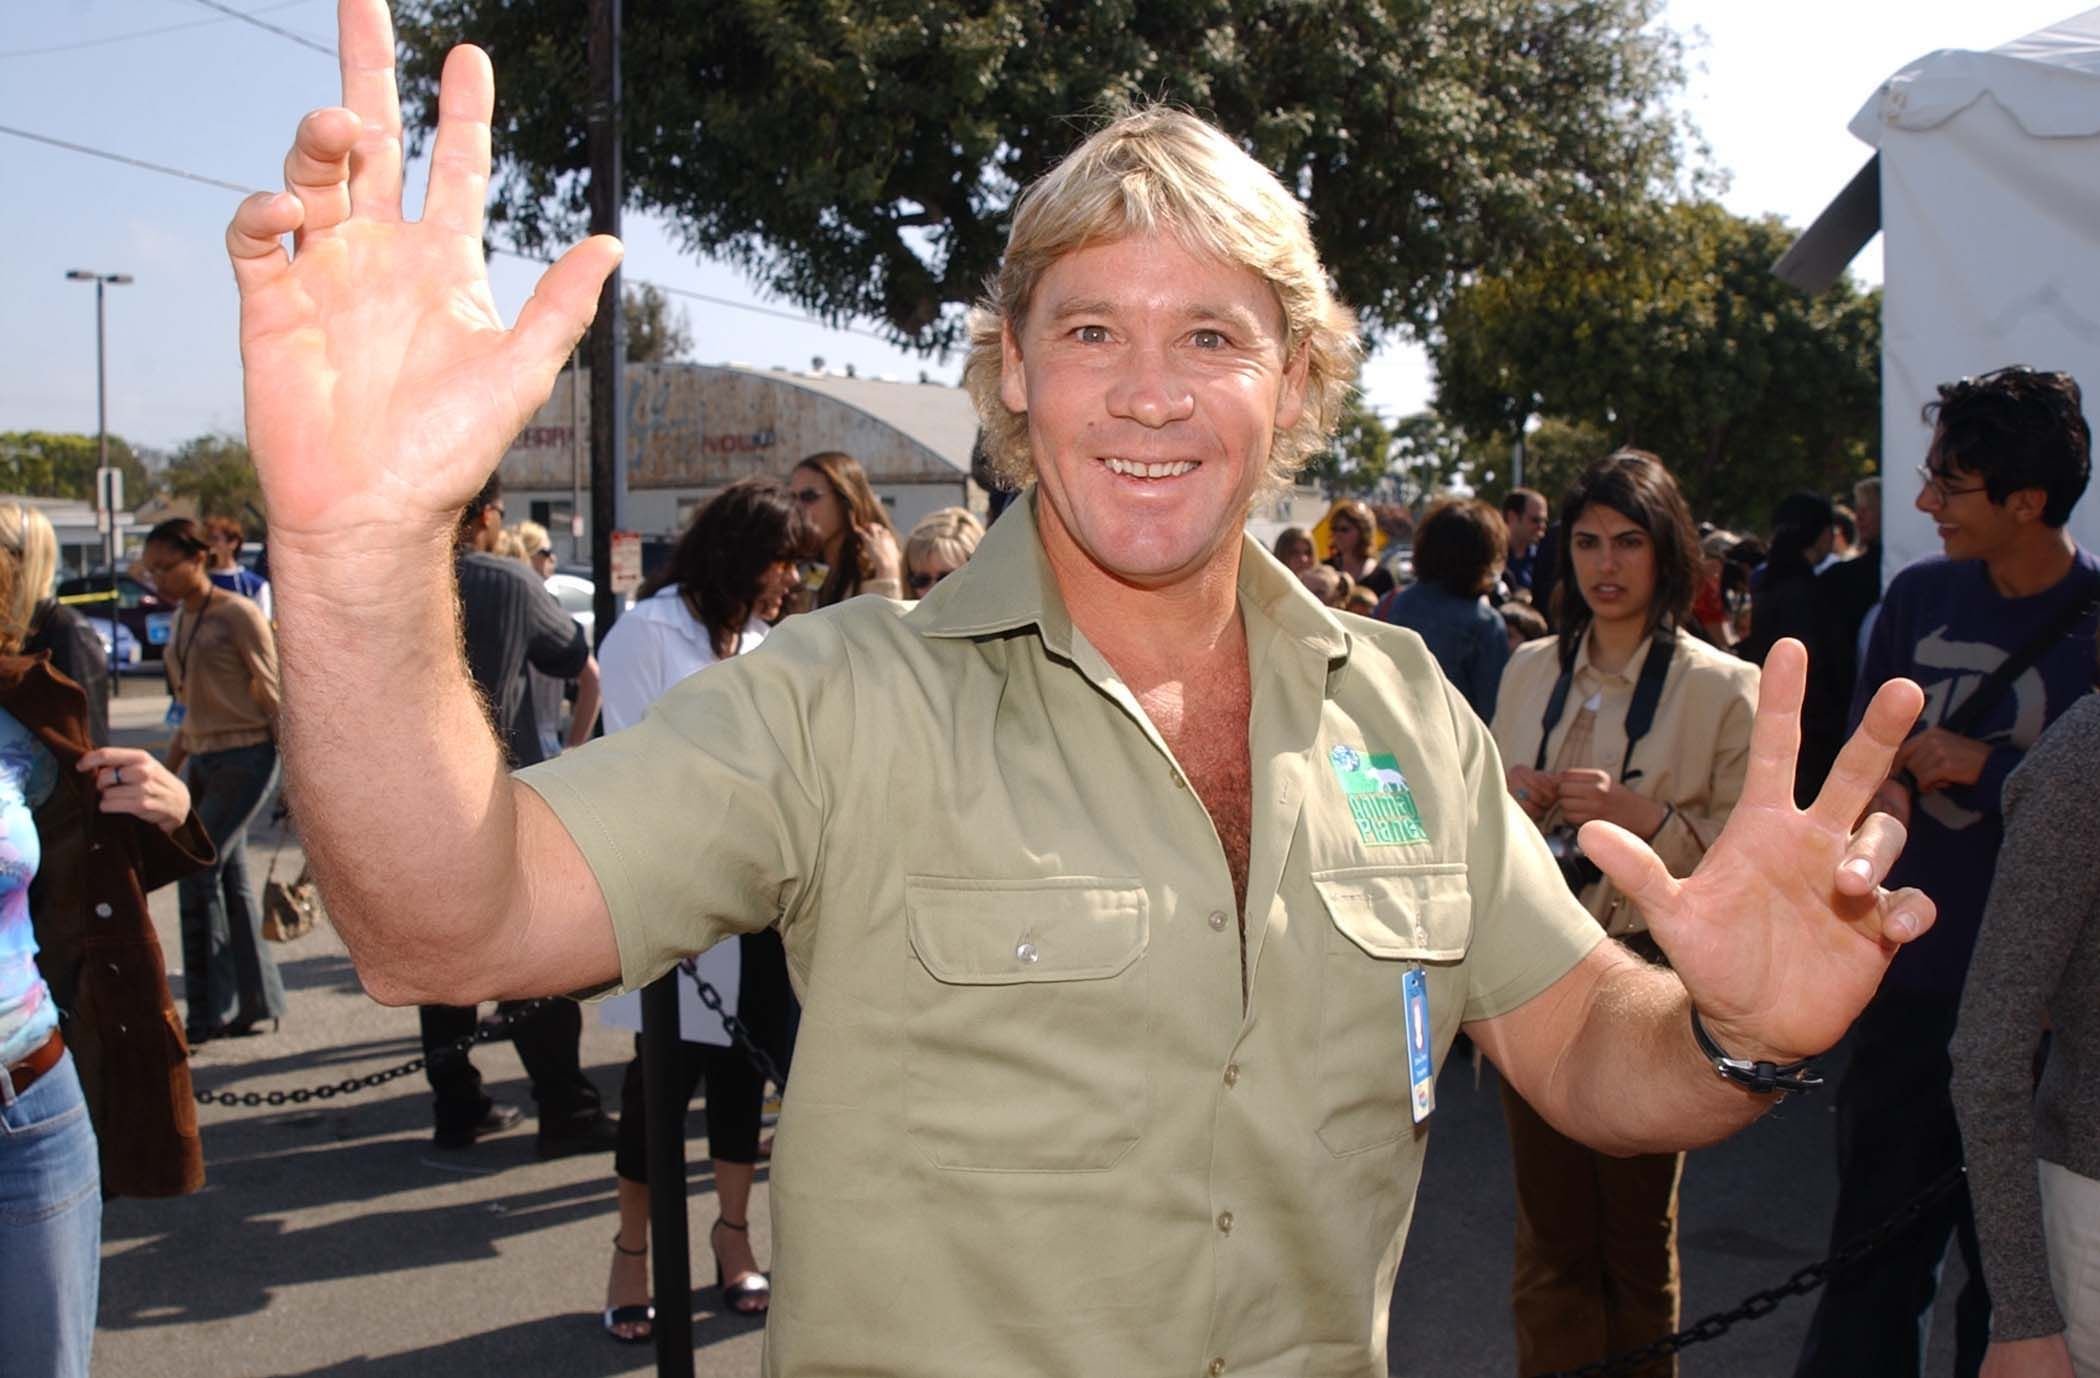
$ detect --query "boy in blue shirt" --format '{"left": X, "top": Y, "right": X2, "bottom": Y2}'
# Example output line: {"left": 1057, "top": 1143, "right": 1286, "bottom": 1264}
{"left": 1798, "top": 366, "right": 2098, "bottom": 1378}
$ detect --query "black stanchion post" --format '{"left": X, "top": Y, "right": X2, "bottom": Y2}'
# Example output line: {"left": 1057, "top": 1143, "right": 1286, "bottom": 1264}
{"left": 640, "top": 970, "right": 693, "bottom": 1373}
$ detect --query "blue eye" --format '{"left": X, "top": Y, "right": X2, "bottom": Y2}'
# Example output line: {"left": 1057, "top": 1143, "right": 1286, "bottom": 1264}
{"left": 1191, "top": 330, "right": 1226, "bottom": 349}
{"left": 1075, "top": 325, "right": 1110, "bottom": 344}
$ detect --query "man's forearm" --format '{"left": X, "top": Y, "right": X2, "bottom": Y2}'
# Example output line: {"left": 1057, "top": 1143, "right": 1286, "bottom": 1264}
{"left": 271, "top": 537, "right": 522, "bottom": 1004}
{"left": 1547, "top": 953, "right": 1779, "bottom": 1156}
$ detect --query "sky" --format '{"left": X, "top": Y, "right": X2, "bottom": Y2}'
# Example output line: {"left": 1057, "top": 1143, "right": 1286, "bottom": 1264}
{"left": 1, "top": 0, "right": 2089, "bottom": 454}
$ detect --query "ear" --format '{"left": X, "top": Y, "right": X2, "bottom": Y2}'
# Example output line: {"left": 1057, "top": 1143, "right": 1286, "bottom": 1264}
{"left": 999, "top": 321, "right": 1029, "bottom": 417}
{"left": 1273, "top": 342, "right": 1312, "bottom": 433}
{"left": 2006, "top": 486, "right": 2051, "bottom": 525}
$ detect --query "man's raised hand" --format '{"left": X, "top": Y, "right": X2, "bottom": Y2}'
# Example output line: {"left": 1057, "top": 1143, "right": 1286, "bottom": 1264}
{"left": 227, "top": 0, "right": 620, "bottom": 548}
{"left": 1577, "top": 639, "right": 1935, "bottom": 1064}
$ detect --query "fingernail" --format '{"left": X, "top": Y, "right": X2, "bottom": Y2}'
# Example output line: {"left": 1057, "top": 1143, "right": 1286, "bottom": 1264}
{"left": 1891, "top": 910, "right": 1918, "bottom": 940}
{"left": 1843, "top": 859, "right": 1873, "bottom": 883}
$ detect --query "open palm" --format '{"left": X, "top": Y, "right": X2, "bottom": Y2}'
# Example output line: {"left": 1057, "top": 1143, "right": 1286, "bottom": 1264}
{"left": 1580, "top": 639, "right": 1934, "bottom": 1062}
{"left": 227, "top": 0, "right": 618, "bottom": 543}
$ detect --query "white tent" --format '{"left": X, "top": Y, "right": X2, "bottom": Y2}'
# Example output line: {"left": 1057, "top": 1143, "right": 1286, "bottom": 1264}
{"left": 1777, "top": 8, "right": 2100, "bottom": 576}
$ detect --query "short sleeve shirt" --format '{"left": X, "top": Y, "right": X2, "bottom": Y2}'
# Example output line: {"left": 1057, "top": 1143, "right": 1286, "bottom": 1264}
{"left": 520, "top": 495, "right": 1603, "bottom": 1377}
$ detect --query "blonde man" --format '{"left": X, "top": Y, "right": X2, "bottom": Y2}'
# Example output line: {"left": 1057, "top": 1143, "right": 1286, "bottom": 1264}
{"left": 903, "top": 506, "right": 986, "bottom": 596}
{"left": 232, "top": 7, "right": 1937, "bottom": 1373}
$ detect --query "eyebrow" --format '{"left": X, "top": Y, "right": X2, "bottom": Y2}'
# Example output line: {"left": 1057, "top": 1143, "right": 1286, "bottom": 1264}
{"left": 1040, "top": 297, "right": 1271, "bottom": 336}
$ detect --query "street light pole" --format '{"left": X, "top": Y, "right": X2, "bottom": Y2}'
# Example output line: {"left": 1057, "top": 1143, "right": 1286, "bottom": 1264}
{"left": 66, "top": 269, "right": 134, "bottom": 690}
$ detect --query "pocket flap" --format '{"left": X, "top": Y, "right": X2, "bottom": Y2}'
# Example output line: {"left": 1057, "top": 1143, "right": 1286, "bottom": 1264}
{"left": 906, "top": 876, "right": 1149, "bottom": 985}
{"left": 1314, "top": 864, "right": 1471, "bottom": 962}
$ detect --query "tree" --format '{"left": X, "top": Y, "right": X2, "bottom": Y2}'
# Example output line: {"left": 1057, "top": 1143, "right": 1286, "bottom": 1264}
{"left": 1306, "top": 392, "right": 1394, "bottom": 494}
{"left": 163, "top": 434, "right": 265, "bottom": 531}
{"left": 396, "top": 0, "right": 1691, "bottom": 350}
{"left": 1430, "top": 201, "right": 1881, "bottom": 527}
{"left": 0, "top": 431, "right": 149, "bottom": 504}
{"left": 624, "top": 281, "right": 691, "bottom": 363}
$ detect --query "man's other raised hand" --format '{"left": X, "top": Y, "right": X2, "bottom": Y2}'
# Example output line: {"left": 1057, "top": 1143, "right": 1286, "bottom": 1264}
{"left": 227, "top": 0, "right": 620, "bottom": 550}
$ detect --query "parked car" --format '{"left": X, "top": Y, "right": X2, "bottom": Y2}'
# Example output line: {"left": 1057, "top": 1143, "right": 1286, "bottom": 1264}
{"left": 54, "top": 572, "right": 175, "bottom": 662}
{"left": 543, "top": 571, "right": 597, "bottom": 640}
{"left": 91, "top": 617, "right": 144, "bottom": 670}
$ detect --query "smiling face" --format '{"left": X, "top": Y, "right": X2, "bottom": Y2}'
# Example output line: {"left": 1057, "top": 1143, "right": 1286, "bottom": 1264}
{"left": 1569, "top": 502, "right": 1657, "bottom": 631}
{"left": 1916, "top": 427, "right": 2024, "bottom": 563}
{"left": 1508, "top": 495, "right": 1548, "bottom": 550}
{"left": 999, "top": 232, "right": 1308, "bottom": 590}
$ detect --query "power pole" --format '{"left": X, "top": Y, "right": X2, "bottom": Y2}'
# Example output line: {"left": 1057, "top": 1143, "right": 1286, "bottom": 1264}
{"left": 67, "top": 268, "right": 133, "bottom": 691}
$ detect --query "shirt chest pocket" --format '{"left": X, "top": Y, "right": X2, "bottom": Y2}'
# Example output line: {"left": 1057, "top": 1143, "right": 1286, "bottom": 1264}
{"left": 1312, "top": 863, "right": 1472, "bottom": 1157}
{"left": 903, "top": 876, "right": 1150, "bottom": 1172}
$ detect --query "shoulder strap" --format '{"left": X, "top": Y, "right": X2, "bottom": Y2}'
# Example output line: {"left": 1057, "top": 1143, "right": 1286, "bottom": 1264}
{"left": 1943, "top": 565, "right": 2100, "bottom": 739}
{"left": 1617, "top": 632, "right": 1677, "bottom": 782}
{"left": 1533, "top": 629, "right": 1678, "bottom": 777}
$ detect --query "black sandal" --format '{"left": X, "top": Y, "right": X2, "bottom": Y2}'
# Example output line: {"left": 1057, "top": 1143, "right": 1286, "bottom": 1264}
{"left": 602, "top": 1232, "right": 655, "bottom": 1344}
{"left": 712, "top": 1217, "right": 771, "bottom": 1315}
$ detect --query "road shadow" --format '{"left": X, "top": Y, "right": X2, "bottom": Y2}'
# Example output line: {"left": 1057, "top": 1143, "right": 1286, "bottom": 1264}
{"left": 271, "top": 1299, "right": 767, "bottom": 1377}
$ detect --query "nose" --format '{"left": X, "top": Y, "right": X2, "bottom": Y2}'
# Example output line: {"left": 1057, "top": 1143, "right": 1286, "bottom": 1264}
{"left": 1916, "top": 481, "right": 1941, "bottom": 515}
{"left": 1105, "top": 343, "right": 1195, "bottom": 429}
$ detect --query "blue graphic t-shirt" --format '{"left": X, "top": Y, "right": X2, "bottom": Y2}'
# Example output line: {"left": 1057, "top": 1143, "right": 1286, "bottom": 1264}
{"left": 0, "top": 706, "right": 59, "bottom": 1067}
{"left": 1853, "top": 549, "right": 2100, "bottom": 997}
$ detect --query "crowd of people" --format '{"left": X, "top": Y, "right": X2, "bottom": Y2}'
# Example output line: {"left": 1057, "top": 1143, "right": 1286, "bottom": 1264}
{"left": 5, "top": 13, "right": 2098, "bottom": 1374}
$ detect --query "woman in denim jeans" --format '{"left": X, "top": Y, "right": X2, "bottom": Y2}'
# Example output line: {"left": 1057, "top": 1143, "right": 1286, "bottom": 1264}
{"left": 2, "top": 542, "right": 205, "bottom": 1377}
{"left": 138, "top": 519, "right": 286, "bottom": 1041}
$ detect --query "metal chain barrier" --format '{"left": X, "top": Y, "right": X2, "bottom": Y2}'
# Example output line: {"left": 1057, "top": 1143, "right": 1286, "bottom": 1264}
{"left": 1541, "top": 1164, "right": 1968, "bottom": 1377}
{"left": 192, "top": 997, "right": 568, "bottom": 1109}
{"left": 678, "top": 957, "right": 786, "bottom": 1090}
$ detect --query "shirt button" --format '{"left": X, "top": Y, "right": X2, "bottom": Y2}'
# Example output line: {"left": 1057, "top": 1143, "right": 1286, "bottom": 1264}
{"left": 1208, "top": 1359, "right": 1226, "bottom": 1377}
{"left": 1170, "top": 768, "right": 1188, "bottom": 790}
{"left": 94, "top": 902, "right": 114, "bottom": 918}
{"left": 1207, "top": 910, "right": 1228, "bottom": 932}
{"left": 1015, "top": 941, "right": 1039, "bottom": 965}
{"left": 1223, "top": 1063, "right": 1240, "bottom": 1088}
{"left": 1216, "top": 1210, "right": 1234, "bottom": 1235}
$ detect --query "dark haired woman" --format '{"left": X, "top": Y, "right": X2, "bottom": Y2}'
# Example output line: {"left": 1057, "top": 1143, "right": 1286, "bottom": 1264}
{"left": 788, "top": 451, "right": 903, "bottom": 607}
{"left": 138, "top": 518, "right": 285, "bottom": 1042}
{"left": 1377, "top": 498, "right": 1510, "bottom": 719}
{"left": 593, "top": 478, "right": 810, "bottom": 1340}
{"left": 1488, "top": 452, "right": 1761, "bottom": 1377}
{"left": 1320, "top": 497, "right": 1393, "bottom": 597}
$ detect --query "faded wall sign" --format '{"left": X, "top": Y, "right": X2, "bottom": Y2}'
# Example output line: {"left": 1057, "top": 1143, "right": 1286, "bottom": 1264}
{"left": 500, "top": 363, "right": 971, "bottom": 491}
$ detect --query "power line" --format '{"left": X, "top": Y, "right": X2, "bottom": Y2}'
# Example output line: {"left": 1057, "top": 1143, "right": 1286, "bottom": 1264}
{"left": 0, "top": 0, "right": 322, "bottom": 61}
{"left": 0, "top": 122, "right": 908, "bottom": 345}
{"left": 0, "top": 123, "right": 257, "bottom": 195}
{"left": 182, "top": 0, "right": 335, "bottom": 56}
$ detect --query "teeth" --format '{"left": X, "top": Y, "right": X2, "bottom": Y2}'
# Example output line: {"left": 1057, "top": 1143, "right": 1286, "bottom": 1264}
{"left": 1103, "top": 458, "right": 1198, "bottom": 479}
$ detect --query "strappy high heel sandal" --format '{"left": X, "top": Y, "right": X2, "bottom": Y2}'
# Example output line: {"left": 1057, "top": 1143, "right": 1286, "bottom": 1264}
{"left": 712, "top": 1217, "right": 771, "bottom": 1315}
{"left": 602, "top": 1232, "right": 655, "bottom": 1343}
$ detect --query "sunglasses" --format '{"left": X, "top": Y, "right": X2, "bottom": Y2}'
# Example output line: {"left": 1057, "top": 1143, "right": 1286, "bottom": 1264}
{"left": 908, "top": 569, "right": 951, "bottom": 592}
{"left": 791, "top": 487, "right": 828, "bottom": 506}
{"left": 534, "top": 548, "right": 553, "bottom": 559}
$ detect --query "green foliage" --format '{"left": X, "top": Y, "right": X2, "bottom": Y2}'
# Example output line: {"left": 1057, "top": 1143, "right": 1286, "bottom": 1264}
{"left": 0, "top": 432, "right": 149, "bottom": 503}
{"left": 163, "top": 434, "right": 264, "bottom": 530}
{"left": 1430, "top": 200, "right": 1882, "bottom": 527}
{"left": 1307, "top": 391, "right": 1394, "bottom": 494}
{"left": 396, "top": 0, "right": 1690, "bottom": 350}
{"left": 624, "top": 281, "right": 691, "bottom": 363}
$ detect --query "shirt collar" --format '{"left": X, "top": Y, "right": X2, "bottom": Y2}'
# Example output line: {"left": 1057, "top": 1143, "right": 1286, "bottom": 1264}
{"left": 910, "top": 491, "right": 1352, "bottom": 667}
{"left": 1571, "top": 625, "right": 1674, "bottom": 688}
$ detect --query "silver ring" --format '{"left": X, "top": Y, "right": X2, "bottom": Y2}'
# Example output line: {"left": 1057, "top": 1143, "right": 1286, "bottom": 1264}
{"left": 113, "top": 765, "right": 124, "bottom": 785}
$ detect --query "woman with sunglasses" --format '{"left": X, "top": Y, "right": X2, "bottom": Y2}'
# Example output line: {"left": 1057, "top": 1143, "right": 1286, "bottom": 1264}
{"left": 510, "top": 519, "right": 601, "bottom": 760}
{"left": 138, "top": 518, "right": 286, "bottom": 1043}
{"left": 1321, "top": 498, "right": 1393, "bottom": 598}
{"left": 904, "top": 507, "right": 986, "bottom": 598}
{"left": 592, "top": 478, "right": 811, "bottom": 1341}
{"left": 787, "top": 451, "right": 904, "bottom": 606}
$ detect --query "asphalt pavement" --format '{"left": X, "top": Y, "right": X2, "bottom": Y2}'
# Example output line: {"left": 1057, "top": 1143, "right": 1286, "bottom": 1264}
{"left": 95, "top": 683, "right": 1967, "bottom": 1376}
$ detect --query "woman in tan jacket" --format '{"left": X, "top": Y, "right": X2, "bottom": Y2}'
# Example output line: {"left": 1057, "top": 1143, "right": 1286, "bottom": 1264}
{"left": 1489, "top": 452, "right": 1760, "bottom": 1377}
{"left": 138, "top": 519, "right": 284, "bottom": 1042}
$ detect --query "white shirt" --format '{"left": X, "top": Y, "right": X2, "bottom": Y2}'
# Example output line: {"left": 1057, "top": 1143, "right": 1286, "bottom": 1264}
{"left": 595, "top": 584, "right": 767, "bottom": 732}
{"left": 594, "top": 584, "right": 768, "bottom": 1043}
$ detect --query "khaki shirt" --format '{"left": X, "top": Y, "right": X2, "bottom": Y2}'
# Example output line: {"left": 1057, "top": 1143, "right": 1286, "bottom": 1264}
{"left": 1490, "top": 628, "right": 1759, "bottom": 934}
{"left": 521, "top": 495, "right": 1603, "bottom": 1378}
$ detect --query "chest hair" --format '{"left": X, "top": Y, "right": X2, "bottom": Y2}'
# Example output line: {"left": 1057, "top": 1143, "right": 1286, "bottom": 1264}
{"left": 1139, "top": 670, "right": 1255, "bottom": 941}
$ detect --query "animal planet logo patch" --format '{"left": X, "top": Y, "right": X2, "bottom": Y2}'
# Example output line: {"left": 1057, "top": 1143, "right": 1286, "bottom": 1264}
{"left": 1328, "top": 745, "right": 1430, "bottom": 847}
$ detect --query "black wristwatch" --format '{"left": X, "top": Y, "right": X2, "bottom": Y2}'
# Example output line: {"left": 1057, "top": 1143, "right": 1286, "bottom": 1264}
{"left": 1691, "top": 1008, "right": 1823, "bottom": 1096}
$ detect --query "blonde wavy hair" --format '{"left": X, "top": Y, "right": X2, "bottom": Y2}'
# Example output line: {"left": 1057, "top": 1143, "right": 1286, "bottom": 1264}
{"left": 0, "top": 502, "right": 58, "bottom": 651}
{"left": 962, "top": 106, "right": 1361, "bottom": 498}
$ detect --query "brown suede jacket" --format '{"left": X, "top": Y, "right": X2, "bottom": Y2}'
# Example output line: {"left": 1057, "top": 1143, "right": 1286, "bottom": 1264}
{"left": 3, "top": 654, "right": 214, "bottom": 1198}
